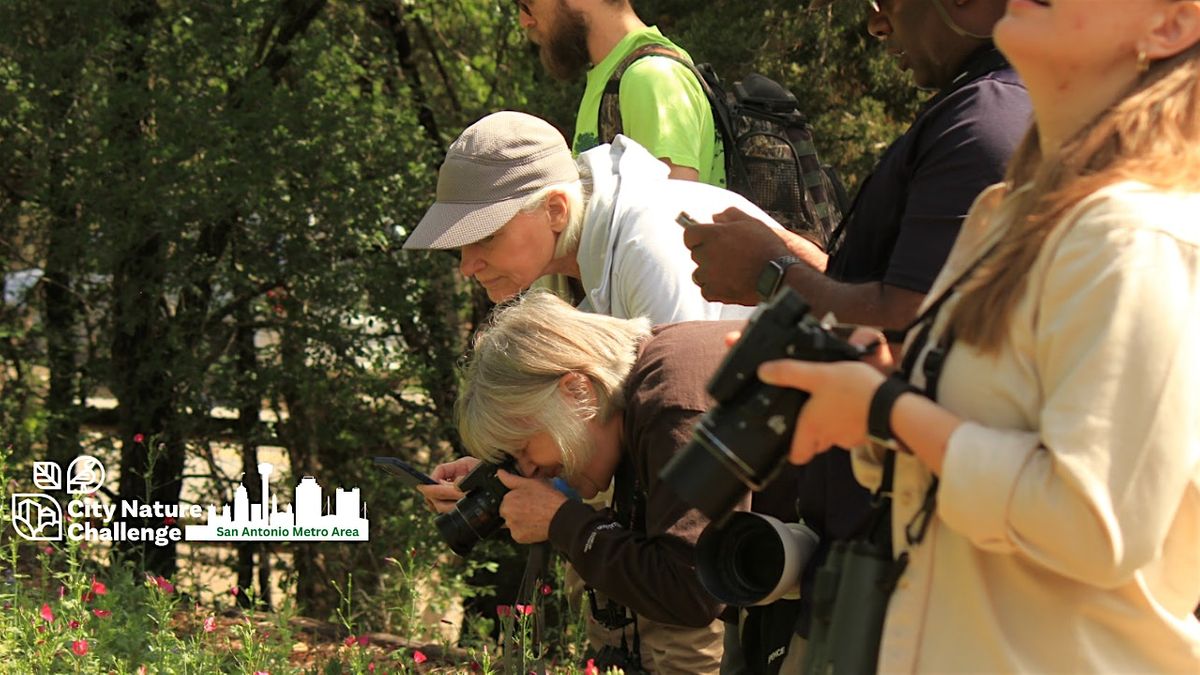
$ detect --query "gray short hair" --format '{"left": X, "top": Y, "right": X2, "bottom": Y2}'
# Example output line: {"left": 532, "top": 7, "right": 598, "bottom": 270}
{"left": 455, "top": 291, "right": 651, "bottom": 476}
{"left": 518, "top": 161, "right": 592, "bottom": 260}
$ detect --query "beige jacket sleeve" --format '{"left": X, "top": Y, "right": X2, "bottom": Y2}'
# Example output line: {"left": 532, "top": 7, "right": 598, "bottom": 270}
{"left": 937, "top": 191, "right": 1200, "bottom": 589}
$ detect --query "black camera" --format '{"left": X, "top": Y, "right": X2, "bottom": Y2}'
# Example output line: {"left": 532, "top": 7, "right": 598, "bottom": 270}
{"left": 695, "top": 512, "right": 819, "bottom": 607}
{"left": 435, "top": 458, "right": 517, "bottom": 557}
{"left": 587, "top": 645, "right": 649, "bottom": 675}
{"left": 660, "top": 287, "right": 866, "bottom": 523}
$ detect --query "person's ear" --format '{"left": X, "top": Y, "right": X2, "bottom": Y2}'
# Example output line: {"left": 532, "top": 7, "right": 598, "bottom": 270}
{"left": 1143, "top": 0, "right": 1200, "bottom": 62}
{"left": 557, "top": 372, "right": 594, "bottom": 405}
{"left": 545, "top": 191, "right": 571, "bottom": 234}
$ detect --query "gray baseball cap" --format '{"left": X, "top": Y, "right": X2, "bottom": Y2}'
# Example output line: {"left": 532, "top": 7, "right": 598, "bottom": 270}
{"left": 403, "top": 111, "right": 580, "bottom": 250}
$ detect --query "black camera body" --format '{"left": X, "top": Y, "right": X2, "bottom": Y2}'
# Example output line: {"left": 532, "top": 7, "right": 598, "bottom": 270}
{"left": 660, "top": 288, "right": 866, "bottom": 523}
{"left": 434, "top": 458, "right": 517, "bottom": 557}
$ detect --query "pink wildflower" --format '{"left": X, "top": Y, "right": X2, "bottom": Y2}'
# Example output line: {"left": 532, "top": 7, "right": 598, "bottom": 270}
{"left": 496, "top": 604, "right": 511, "bottom": 617}
{"left": 39, "top": 603, "right": 54, "bottom": 622}
{"left": 137, "top": 666, "right": 148, "bottom": 675}
{"left": 413, "top": 650, "right": 428, "bottom": 664}
{"left": 357, "top": 635, "right": 369, "bottom": 646}
{"left": 58, "top": 586, "right": 66, "bottom": 598}
{"left": 344, "top": 635, "right": 357, "bottom": 647}
{"left": 69, "top": 620, "right": 80, "bottom": 629}
{"left": 92, "top": 609, "right": 112, "bottom": 618}
{"left": 163, "top": 516, "right": 176, "bottom": 525}
{"left": 91, "top": 578, "right": 107, "bottom": 596}
{"left": 585, "top": 658, "right": 599, "bottom": 675}
{"left": 230, "top": 586, "right": 239, "bottom": 597}
{"left": 203, "top": 616, "right": 216, "bottom": 633}
{"left": 253, "top": 672, "right": 269, "bottom": 675}
{"left": 133, "top": 433, "right": 145, "bottom": 444}
{"left": 71, "top": 639, "right": 88, "bottom": 656}
{"left": 516, "top": 603, "right": 534, "bottom": 616}
{"left": 368, "top": 664, "right": 376, "bottom": 673}
{"left": 153, "top": 576, "right": 174, "bottom": 593}
{"left": 41, "top": 545, "right": 53, "bottom": 555}
{"left": 540, "top": 583, "right": 552, "bottom": 596}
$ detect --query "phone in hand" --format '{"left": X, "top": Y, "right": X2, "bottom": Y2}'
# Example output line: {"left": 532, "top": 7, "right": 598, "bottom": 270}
{"left": 676, "top": 211, "right": 702, "bottom": 228}
{"left": 373, "top": 456, "right": 437, "bottom": 489}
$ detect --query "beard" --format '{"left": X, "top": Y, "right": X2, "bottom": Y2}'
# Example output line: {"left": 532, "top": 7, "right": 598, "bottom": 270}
{"left": 540, "top": 1, "right": 591, "bottom": 81}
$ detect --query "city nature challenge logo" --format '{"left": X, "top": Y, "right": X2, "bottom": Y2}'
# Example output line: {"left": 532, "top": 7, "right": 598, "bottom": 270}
{"left": 10, "top": 456, "right": 369, "bottom": 546}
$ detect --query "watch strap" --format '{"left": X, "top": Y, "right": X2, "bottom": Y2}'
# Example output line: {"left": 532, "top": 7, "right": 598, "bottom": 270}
{"left": 868, "top": 375, "right": 915, "bottom": 450}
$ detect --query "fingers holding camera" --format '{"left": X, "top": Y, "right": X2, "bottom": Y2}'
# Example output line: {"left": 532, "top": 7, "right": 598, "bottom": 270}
{"left": 846, "top": 326, "right": 898, "bottom": 374}
{"left": 416, "top": 456, "right": 480, "bottom": 514}
{"left": 496, "top": 470, "right": 567, "bottom": 544}
{"left": 431, "top": 456, "right": 481, "bottom": 483}
{"left": 415, "top": 482, "right": 465, "bottom": 514}
{"left": 757, "top": 359, "right": 887, "bottom": 463}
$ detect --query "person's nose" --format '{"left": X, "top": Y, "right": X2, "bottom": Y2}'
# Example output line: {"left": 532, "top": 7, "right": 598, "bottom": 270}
{"left": 516, "top": 457, "right": 539, "bottom": 478}
{"left": 459, "top": 244, "right": 484, "bottom": 278}
{"left": 867, "top": 6, "right": 892, "bottom": 39}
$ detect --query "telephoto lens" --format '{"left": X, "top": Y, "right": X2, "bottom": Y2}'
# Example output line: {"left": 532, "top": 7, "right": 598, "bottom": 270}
{"left": 434, "top": 459, "right": 516, "bottom": 556}
{"left": 695, "top": 512, "right": 819, "bottom": 606}
{"left": 660, "top": 288, "right": 865, "bottom": 523}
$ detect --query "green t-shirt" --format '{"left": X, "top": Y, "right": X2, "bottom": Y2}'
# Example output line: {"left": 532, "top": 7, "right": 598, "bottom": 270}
{"left": 572, "top": 27, "right": 726, "bottom": 188}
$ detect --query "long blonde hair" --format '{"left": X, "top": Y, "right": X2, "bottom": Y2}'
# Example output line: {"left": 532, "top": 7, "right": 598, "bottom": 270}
{"left": 951, "top": 43, "right": 1200, "bottom": 351}
{"left": 455, "top": 291, "right": 651, "bottom": 476}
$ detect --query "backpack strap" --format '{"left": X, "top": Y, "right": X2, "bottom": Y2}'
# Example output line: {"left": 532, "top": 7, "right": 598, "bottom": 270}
{"left": 598, "top": 45, "right": 734, "bottom": 165}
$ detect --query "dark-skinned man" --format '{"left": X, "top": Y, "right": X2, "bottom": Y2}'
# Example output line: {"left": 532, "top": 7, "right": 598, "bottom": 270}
{"left": 682, "top": 0, "right": 1031, "bottom": 671}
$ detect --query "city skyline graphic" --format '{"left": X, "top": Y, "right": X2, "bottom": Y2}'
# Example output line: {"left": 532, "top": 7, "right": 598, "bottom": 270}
{"left": 184, "top": 462, "right": 369, "bottom": 541}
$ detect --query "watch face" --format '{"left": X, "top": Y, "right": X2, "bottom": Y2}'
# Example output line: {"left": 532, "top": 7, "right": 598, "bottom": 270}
{"left": 756, "top": 260, "right": 783, "bottom": 301}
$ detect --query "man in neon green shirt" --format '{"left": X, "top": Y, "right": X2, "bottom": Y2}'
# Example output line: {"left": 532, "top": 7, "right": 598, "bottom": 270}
{"left": 516, "top": 0, "right": 725, "bottom": 187}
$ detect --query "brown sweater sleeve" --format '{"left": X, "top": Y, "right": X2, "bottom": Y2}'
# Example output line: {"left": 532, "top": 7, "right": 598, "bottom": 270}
{"left": 547, "top": 407, "right": 724, "bottom": 628}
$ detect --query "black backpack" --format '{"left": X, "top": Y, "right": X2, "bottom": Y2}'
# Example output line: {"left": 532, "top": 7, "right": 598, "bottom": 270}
{"left": 599, "top": 45, "right": 849, "bottom": 249}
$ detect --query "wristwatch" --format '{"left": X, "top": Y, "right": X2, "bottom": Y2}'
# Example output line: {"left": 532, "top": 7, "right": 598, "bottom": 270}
{"left": 868, "top": 375, "right": 916, "bottom": 451}
{"left": 755, "top": 255, "right": 803, "bottom": 301}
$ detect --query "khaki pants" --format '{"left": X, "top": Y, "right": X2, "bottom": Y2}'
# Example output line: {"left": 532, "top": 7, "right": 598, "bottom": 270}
{"left": 566, "top": 564, "right": 725, "bottom": 675}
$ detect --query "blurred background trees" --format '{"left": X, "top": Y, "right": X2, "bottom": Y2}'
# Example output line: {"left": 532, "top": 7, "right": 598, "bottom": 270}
{"left": 0, "top": 0, "right": 920, "bottom": 621}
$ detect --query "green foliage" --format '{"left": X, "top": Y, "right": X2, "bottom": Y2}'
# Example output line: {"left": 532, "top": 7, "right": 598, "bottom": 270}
{"left": 0, "top": 0, "right": 929, "bottom": 660}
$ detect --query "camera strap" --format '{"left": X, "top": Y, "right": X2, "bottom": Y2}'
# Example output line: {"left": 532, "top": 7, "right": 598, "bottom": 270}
{"left": 888, "top": 238, "right": 1003, "bottom": 555}
{"left": 584, "top": 456, "right": 644, "bottom": 664}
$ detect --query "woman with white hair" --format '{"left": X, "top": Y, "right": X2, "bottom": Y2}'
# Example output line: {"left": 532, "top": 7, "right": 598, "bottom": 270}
{"left": 421, "top": 291, "right": 744, "bottom": 674}
{"left": 759, "top": 0, "right": 1200, "bottom": 670}
{"left": 402, "top": 110, "right": 797, "bottom": 322}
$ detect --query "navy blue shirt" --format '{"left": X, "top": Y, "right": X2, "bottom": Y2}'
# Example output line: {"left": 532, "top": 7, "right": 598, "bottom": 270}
{"left": 791, "top": 46, "right": 1031, "bottom": 640}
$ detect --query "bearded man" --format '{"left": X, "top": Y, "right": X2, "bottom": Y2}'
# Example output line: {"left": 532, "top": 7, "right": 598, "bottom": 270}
{"left": 516, "top": 0, "right": 722, "bottom": 185}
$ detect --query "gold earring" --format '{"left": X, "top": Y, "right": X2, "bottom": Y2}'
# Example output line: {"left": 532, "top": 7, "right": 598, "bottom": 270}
{"left": 1137, "top": 49, "right": 1150, "bottom": 74}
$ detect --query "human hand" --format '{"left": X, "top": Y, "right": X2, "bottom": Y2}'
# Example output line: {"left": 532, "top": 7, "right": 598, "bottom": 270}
{"left": 496, "top": 470, "right": 568, "bottom": 544}
{"left": 756, "top": 359, "right": 887, "bottom": 464}
{"left": 682, "top": 207, "right": 796, "bottom": 306}
{"left": 845, "top": 326, "right": 898, "bottom": 375}
{"left": 415, "top": 456, "right": 480, "bottom": 514}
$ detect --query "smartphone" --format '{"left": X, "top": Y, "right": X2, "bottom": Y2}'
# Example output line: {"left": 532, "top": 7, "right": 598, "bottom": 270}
{"left": 373, "top": 456, "right": 438, "bottom": 489}
{"left": 676, "top": 211, "right": 701, "bottom": 228}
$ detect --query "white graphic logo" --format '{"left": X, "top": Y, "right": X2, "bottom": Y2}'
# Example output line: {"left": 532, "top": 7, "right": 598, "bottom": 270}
{"left": 66, "top": 456, "right": 105, "bottom": 494}
{"left": 185, "top": 462, "right": 369, "bottom": 541}
{"left": 32, "top": 462, "right": 61, "bottom": 490}
{"left": 10, "top": 494, "right": 62, "bottom": 540}
{"left": 9, "top": 456, "right": 369, "bottom": 545}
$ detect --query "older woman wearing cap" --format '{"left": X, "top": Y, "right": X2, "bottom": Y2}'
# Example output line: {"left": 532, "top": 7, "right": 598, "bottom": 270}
{"left": 403, "top": 110, "right": 785, "bottom": 323}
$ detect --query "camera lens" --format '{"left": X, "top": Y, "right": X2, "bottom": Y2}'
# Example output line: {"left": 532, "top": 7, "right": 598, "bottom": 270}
{"left": 721, "top": 520, "right": 784, "bottom": 596}
{"left": 661, "top": 423, "right": 757, "bottom": 524}
{"left": 696, "top": 512, "right": 818, "bottom": 606}
{"left": 435, "top": 490, "right": 503, "bottom": 557}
